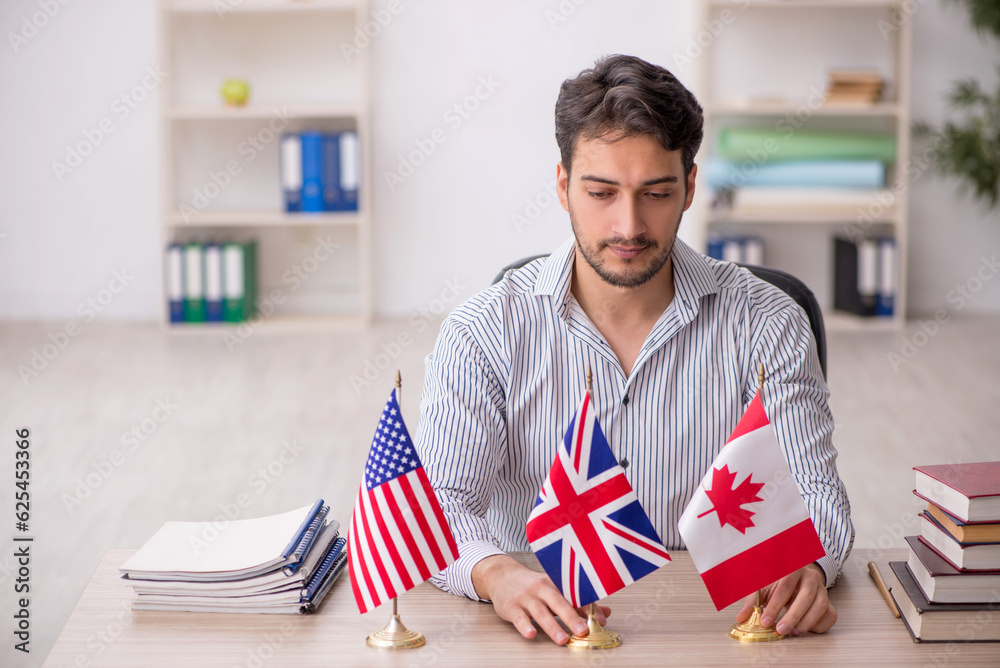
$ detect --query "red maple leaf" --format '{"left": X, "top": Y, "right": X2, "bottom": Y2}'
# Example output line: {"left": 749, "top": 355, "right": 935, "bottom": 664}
{"left": 697, "top": 464, "right": 765, "bottom": 534}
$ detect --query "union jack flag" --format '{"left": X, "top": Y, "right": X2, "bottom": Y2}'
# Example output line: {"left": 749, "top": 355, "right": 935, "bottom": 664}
{"left": 525, "top": 391, "right": 671, "bottom": 607}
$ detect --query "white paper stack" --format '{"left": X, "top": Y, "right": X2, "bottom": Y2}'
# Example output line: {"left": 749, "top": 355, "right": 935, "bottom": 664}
{"left": 119, "top": 501, "right": 347, "bottom": 614}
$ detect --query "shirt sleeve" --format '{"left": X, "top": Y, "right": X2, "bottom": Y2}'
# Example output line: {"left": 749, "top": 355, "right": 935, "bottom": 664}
{"left": 750, "top": 302, "right": 854, "bottom": 588}
{"left": 414, "top": 314, "right": 508, "bottom": 601}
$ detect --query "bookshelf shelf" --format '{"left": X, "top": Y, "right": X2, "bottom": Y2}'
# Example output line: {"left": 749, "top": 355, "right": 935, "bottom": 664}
{"left": 159, "top": 0, "right": 372, "bottom": 331}
{"left": 706, "top": 102, "right": 903, "bottom": 118}
{"left": 164, "top": 312, "right": 367, "bottom": 333}
{"left": 166, "top": 103, "right": 363, "bottom": 120}
{"left": 708, "top": 0, "right": 899, "bottom": 8}
{"left": 694, "top": 0, "right": 910, "bottom": 328}
{"left": 165, "top": 210, "right": 364, "bottom": 227}
{"left": 165, "top": 0, "right": 359, "bottom": 14}
{"left": 708, "top": 210, "right": 897, "bottom": 225}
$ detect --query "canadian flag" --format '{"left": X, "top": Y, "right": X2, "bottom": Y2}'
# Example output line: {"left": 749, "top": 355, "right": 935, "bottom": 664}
{"left": 678, "top": 390, "right": 827, "bottom": 610}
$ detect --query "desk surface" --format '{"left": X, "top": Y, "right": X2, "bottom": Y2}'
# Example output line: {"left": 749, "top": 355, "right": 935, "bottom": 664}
{"left": 43, "top": 548, "right": 995, "bottom": 667}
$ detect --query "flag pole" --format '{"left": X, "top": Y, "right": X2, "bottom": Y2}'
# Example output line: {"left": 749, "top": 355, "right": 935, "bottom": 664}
{"left": 729, "top": 363, "right": 785, "bottom": 642}
{"left": 567, "top": 363, "right": 623, "bottom": 651}
{"left": 366, "top": 371, "right": 426, "bottom": 650}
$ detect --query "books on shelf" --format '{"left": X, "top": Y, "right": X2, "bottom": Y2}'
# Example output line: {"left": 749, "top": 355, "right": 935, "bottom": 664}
{"left": 729, "top": 187, "right": 895, "bottom": 217}
{"left": 706, "top": 235, "right": 765, "bottom": 266}
{"left": 703, "top": 157, "right": 886, "bottom": 190}
{"left": 281, "top": 131, "right": 359, "bottom": 214}
{"left": 709, "top": 128, "right": 896, "bottom": 219}
{"left": 165, "top": 241, "right": 257, "bottom": 325}
{"left": 889, "top": 461, "right": 1000, "bottom": 641}
{"left": 833, "top": 235, "right": 895, "bottom": 318}
{"left": 914, "top": 461, "right": 1000, "bottom": 523}
{"left": 717, "top": 128, "right": 896, "bottom": 163}
{"left": 119, "top": 501, "right": 347, "bottom": 614}
{"left": 824, "top": 69, "right": 884, "bottom": 106}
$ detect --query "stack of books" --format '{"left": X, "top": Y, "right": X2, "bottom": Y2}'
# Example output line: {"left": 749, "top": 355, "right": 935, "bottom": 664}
{"left": 888, "top": 461, "right": 1000, "bottom": 642}
{"left": 165, "top": 241, "right": 257, "bottom": 324}
{"left": 119, "top": 501, "right": 347, "bottom": 614}
{"left": 708, "top": 128, "right": 895, "bottom": 221}
{"left": 823, "top": 69, "right": 884, "bottom": 106}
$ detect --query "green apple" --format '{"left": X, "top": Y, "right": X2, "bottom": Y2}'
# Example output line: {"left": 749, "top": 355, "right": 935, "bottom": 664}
{"left": 221, "top": 78, "right": 250, "bottom": 107}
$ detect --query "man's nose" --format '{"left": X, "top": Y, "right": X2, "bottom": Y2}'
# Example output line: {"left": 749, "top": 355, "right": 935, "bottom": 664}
{"left": 612, "top": 197, "right": 644, "bottom": 240}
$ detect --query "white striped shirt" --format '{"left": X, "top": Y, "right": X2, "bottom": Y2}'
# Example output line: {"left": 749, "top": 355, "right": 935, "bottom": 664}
{"left": 415, "top": 236, "right": 853, "bottom": 601}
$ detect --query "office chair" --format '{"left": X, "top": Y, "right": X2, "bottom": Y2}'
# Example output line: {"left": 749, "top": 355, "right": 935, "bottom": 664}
{"left": 492, "top": 255, "right": 827, "bottom": 379}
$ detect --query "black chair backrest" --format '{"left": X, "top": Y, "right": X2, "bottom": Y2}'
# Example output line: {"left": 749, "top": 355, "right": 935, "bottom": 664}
{"left": 492, "top": 256, "right": 827, "bottom": 379}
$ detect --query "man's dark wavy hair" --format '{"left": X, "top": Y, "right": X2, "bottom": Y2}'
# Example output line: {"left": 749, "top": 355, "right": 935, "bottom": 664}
{"left": 555, "top": 55, "right": 704, "bottom": 177}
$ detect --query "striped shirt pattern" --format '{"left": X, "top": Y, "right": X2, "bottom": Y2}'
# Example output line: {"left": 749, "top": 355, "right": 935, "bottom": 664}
{"left": 415, "top": 236, "right": 853, "bottom": 601}
{"left": 348, "top": 389, "right": 459, "bottom": 613}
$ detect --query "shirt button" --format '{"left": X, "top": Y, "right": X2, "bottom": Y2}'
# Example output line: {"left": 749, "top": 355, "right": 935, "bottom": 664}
{"left": 622, "top": 394, "right": 629, "bottom": 406}
{"left": 620, "top": 458, "right": 629, "bottom": 469}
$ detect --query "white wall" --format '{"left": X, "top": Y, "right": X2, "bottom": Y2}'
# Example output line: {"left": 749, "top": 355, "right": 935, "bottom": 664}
{"left": 0, "top": 0, "right": 159, "bottom": 319}
{"left": 0, "top": 0, "right": 997, "bottom": 320}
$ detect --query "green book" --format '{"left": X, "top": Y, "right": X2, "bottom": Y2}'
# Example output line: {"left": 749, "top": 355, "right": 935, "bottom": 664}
{"left": 183, "top": 243, "right": 206, "bottom": 323}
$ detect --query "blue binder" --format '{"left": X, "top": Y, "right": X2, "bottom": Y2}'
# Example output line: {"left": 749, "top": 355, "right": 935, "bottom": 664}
{"left": 876, "top": 237, "right": 896, "bottom": 317}
{"left": 322, "top": 133, "right": 342, "bottom": 211}
{"left": 300, "top": 132, "right": 325, "bottom": 213}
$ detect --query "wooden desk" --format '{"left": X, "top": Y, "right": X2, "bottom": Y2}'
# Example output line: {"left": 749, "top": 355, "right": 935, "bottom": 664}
{"left": 43, "top": 549, "right": 995, "bottom": 667}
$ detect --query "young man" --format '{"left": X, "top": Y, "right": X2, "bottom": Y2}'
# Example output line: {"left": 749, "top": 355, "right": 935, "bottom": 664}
{"left": 415, "top": 55, "right": 852, "bottom": 645}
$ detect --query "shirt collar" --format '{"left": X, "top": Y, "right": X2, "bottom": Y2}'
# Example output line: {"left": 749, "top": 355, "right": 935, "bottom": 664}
{"left": 532, "top": 235, "right": 720, "bottom": 319}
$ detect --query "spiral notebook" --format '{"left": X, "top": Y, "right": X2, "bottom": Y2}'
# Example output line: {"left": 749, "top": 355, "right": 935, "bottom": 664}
{"left": 119, "top": 501, "right": 326, "bottom": 582}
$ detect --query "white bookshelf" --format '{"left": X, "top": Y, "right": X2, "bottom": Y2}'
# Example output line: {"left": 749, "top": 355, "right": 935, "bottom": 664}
{"left": 694, "top": 0, "right": 911, "bottom": 329}
{"left": 159, "top": 0, "right": 371, "bottom": 331}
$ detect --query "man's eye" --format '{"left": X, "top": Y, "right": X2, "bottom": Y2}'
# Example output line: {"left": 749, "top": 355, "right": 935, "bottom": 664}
{"left": 588, "top": 191, "right": 611, "bottom": 199}
{"left": 648, "top": 192, "right": 671, "bottom": 200}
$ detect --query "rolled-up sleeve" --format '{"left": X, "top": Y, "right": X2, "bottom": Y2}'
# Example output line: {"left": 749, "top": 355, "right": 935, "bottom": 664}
{"left": 415, "top": 315, "right": 508, "bottom": 600}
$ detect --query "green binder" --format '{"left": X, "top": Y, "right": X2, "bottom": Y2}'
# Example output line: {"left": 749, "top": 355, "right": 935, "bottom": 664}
{"left": 183, "top": 242, "right": 206, "bottom": 323}
{"left": 223, "top": 241, "right": 258, "bottom": 322}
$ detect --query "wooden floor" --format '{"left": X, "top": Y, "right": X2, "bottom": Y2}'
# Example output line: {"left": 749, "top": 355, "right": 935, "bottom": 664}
{"left": 1, "top": 315, "right": 998, "bottom": 667}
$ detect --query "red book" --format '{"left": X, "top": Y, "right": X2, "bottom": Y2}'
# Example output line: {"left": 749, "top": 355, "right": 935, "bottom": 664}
{"left": 913, "top": 461, "right": 1000, "bottom": 523}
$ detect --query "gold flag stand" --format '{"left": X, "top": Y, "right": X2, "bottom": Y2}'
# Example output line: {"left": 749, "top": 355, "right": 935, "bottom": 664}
{"left": 729, "top": 590, "right": 784, "bottom": 642}
{"left": 366, "top": 371, "right": 425, "bottom": 650}
{"left": 567, "top": 603, "right": 621, "bottom": 650}
{"left": 567, "top": 365, "right": 622, "bottom": 650}
{"left": 366, "top": 597, "right": 425, "bottom": 649}
{"left": 728, "top": 364, "right": 785, "bottom": 643}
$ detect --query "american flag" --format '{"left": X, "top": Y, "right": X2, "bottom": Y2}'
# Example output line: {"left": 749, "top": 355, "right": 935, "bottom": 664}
{"left": 348, "top": 389, "right": 459, "bottom": 614}
{"left": 526, "top": 391, "right": 671, "bottom": 607}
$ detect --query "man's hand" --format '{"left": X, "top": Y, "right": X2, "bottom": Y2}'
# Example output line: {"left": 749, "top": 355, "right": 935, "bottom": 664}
{"left": 472, "top": 554, "right": 612, "bottom": 645}
{"left": 735, "top": 563, "right": 836, "bottom": 636}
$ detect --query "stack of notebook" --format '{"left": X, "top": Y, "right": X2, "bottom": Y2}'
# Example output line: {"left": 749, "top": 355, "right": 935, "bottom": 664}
{"left": 887, "top": 461, "right": 1000, "bottom": 642}
{"left": 119, "top": 500, "right": 346, "bottom": 614}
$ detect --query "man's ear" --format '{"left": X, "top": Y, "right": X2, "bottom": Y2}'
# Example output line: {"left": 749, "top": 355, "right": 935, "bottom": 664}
{"left": 556, "top": 162, "right": 570, "bottom": 212}
{"left": 683, "top": 163, "right": 698, "bottom": 212}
